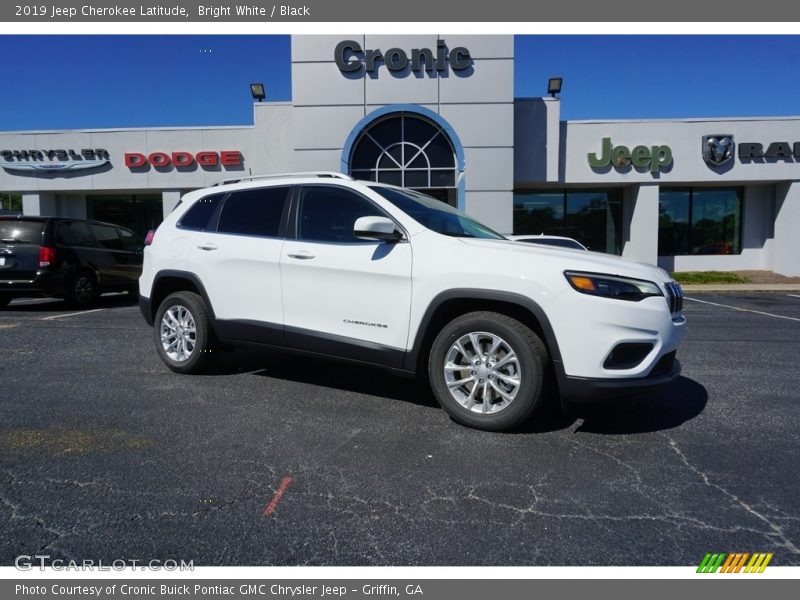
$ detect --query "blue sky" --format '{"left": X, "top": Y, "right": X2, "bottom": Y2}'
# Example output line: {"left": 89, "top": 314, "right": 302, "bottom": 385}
{"left": 1, "top": 35, "right": 799, "bottom": 130}
{"left": 514, "top": 35, "right": 800, "bottom": 120}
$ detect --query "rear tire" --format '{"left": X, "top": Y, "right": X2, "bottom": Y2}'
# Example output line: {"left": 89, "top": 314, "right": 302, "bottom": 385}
{"left": 154, "top": 291, "right": 218, "bottom": 374}
{"left": 68, "top": 271, "right": 98, "bottom": 308}
{"left": 428, "top": 311, "right": 549, "bottom": 431}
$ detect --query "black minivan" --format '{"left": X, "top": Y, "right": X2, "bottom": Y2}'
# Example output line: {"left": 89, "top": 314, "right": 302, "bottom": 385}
{"left": 0, "top": 216, "right": 144, "bottom": 308}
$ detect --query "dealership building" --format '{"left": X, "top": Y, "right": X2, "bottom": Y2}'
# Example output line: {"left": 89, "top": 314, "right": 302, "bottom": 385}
{"left": 1, "top": 35, "right": 799, "bottom": 275}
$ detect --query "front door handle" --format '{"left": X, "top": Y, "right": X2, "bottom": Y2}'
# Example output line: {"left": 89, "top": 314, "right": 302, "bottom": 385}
{"left": 287, "top": 251, "right": 315, "bottom": 260}
{"left": 197, "top": 242, "right": 218, "bottom": 251}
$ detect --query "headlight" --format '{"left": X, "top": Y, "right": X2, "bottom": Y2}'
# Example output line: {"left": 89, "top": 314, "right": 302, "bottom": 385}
{"left": 564, "top": 271, "right": 663, "bottom": 302}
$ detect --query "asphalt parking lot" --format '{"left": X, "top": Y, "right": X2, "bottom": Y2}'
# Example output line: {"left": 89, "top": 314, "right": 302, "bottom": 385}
{"left": 0, "top": 292, "right": 799, "bottom": 566}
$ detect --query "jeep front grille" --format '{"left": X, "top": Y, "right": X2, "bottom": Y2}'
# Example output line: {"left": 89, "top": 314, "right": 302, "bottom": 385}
{"left": 664, "top": 281, "right": 683, "bottom": 313}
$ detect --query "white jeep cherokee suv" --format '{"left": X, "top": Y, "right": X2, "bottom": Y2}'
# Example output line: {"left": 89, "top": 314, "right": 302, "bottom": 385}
{"left": 139, "top": 172, "right": 685, "bottom": 431}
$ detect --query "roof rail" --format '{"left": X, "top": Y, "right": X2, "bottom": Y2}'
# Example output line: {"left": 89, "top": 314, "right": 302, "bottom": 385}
{"left": 211, "top": 171, "right": 354, "bottom": 187}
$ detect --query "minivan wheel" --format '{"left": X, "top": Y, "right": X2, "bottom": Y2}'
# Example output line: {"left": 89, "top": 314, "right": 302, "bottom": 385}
{"left": 428, "top": 311, "right": 549, "bottom": 431}
{"left": 68, "top": 271, "right": 98, "bottom": 308}
{"left": 154, "top": 291, "right": 217, "bottom": 374}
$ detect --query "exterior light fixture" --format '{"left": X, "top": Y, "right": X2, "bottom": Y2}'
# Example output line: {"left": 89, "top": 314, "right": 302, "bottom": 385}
{"left": 548, "top": 77, "right": 563, "bottom": 97}
{"left": 250, "top": 83, "right": 266, "bottom": 102}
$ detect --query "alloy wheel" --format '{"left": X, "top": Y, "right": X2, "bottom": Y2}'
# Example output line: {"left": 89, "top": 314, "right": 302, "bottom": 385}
{"left": 160, "top": 304, "right": 197, "bottom": 362}
{"left": 443, "top": 331, "right": 522, "bottom": 414}
{"left": 73, "top": 275, "right": 94, "bottom": 304}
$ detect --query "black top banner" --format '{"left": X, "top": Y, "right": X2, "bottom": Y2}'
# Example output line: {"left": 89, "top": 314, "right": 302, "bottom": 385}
{"left": 2, "top": 0, "right": 800, "bottom": 22}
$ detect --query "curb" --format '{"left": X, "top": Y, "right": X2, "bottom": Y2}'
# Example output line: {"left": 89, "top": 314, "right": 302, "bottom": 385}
{"left": 680, "top": 284, "right": 800, "bottom": 292}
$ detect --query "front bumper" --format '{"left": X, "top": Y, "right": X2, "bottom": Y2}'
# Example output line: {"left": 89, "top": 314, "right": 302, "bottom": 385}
{"left": 543, "top": 281, "right": 686, "bottom": 402}
{"left": 558, "top": 354, "right": 681, "bottom": 402}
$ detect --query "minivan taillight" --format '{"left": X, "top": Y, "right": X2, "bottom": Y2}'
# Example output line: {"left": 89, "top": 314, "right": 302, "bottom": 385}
{"left": 144, "top": 229, "right": 156, "bottom": 246}
{"left": 39, "top": 246, "right": 56, "bottom": 268}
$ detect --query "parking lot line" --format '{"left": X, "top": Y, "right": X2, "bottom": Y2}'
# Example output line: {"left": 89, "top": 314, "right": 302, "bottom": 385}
{"left": 788, "top": 294, "right": 800, "bottom": 299}
{"left": 263, "top": 475, "right": 293, "bottom": 517}
{"left": 41, "top": 308, "right": 106, "bottom": 321}
{"left": 685, "top": 297, "right": 800, "bottom": 322}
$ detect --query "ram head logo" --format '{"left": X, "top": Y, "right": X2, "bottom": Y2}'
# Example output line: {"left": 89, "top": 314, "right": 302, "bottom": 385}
{"left": 702, "top": 135, "right": 735, "bottom": 167}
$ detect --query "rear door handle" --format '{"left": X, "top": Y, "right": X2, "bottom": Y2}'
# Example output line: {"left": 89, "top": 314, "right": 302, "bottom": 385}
{"left": 197, "top": 242, "right": 218, "bottom": 251}
{"left": 287, "top": 251, "right": 315, "bottom": 260}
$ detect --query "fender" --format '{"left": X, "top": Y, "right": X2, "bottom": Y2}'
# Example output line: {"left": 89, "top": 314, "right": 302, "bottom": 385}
{"left": 404, "top": 288, "right": 565, "bottom": 380}
{"left": 145, "top": 269, "right": 218, "bottom": 324}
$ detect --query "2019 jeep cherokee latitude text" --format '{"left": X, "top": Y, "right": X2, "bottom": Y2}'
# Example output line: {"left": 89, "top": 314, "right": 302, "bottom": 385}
{"left": 138, "top": 173, "right": 685, "bottom": 431}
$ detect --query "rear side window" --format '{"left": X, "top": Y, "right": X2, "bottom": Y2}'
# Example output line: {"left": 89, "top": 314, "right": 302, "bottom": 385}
{"left": 298, "top": 186, "right": 384, "bottom": 243}
{"left": 178, "top": 193, "right": 224, "bottom": 230}
{"left": 217, "top": 187, "right": 289, "bottom": 238}
{"left": 90, "top": 224, "right": 122, "bottom": 250}
{"left": 0, "top": 220, "right": 43, "bottom": 243}
{"left": 57, "top": 221, "right": 94, "bottom": 247}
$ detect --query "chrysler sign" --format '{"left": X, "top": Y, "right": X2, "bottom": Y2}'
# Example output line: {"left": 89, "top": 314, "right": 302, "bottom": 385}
{"left": 1, "top": 148, "right": 110, "bottom": 173}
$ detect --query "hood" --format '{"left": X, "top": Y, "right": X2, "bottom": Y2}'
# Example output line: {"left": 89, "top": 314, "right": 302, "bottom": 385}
{"left": 457, "top": 238, "right": 673, "bottom": 283}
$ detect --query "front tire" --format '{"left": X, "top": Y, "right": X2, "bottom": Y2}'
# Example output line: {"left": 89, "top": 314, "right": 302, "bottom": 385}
{"left": 154, "top": 291, "right": 217, "bottom": 374}
{"left": 428, "top": 311, "right": 549, "bottom": 431}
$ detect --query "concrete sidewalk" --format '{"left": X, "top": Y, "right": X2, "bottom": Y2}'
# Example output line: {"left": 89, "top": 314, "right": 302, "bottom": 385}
{"left": 681, "top": 283, "right": 800, "bottom": 292}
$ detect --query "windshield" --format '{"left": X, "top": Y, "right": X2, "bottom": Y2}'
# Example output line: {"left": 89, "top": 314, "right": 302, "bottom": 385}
{"left": 369, "top": 186, "right": 505, "bottom": 240}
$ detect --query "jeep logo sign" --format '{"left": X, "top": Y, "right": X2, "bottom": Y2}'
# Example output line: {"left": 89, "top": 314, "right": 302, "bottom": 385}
{"left": 588, "top": 137, "right": 673, "bottom": 174}
{"left": 335, "top": 39, "right": 471, "bottom": 75}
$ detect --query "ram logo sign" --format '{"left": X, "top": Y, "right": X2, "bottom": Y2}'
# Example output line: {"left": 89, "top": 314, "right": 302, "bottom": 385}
{"left": 702, "top": 134, "right": 735, "bottom": 167}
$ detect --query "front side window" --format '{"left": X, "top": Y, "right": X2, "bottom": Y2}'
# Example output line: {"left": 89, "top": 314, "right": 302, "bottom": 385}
{"left": 217, "top": 187, "right": 289, "bottom": 238}
{"left": 298, "top": 186, "right": 384, "bottom": 243}
{"left": 370, "top": 186, "right": 504, "bottom": 240}
{"left": 117, "top": 228, "right": 143, "bottom": 252}
{"left": 90, "top": 224, "right": 122, "bottom": 250}
{"left": 658, "top": 188, "right": 742, "bottom": 255}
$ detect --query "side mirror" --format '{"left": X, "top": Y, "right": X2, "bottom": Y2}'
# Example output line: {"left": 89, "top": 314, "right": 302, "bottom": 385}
{"left": 353, "top": 216, "right": 402, "bottom": 242}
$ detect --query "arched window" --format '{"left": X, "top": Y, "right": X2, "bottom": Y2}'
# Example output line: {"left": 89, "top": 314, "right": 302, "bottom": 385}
{"left": 348, "top": 112, "right": 457, "bottom": 191}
